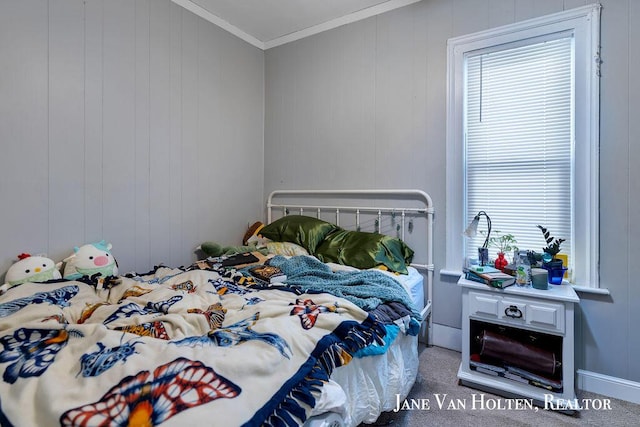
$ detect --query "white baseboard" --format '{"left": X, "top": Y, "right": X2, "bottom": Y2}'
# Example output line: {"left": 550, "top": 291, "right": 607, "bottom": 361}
{"left": 432, "top": 323, "right": 462, "bottom": 352}
{"left": 577, "top": 369, "right": 640, "bottom": 404}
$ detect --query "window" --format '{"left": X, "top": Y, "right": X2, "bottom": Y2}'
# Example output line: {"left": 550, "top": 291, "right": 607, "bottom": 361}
{"left": 445, "top": 5, "right": 601, "bottom": 289}
{"left": 465, "top": 38, "right": 573, "bottom": 265}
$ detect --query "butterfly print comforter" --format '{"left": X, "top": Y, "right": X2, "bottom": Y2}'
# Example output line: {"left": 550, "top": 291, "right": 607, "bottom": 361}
{"left": 0, "top": 259, "right": 401, "bottom": 426}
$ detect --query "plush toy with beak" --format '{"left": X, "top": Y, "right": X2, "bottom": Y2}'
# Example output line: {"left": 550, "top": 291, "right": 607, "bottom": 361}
{"left": 1, "top": 253, "right": 62, "bottom": 293}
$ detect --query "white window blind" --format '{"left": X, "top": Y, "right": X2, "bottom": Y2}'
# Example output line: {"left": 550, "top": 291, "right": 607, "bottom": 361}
{"left": 464, "top": 37, "right": 573, "bottom": 266}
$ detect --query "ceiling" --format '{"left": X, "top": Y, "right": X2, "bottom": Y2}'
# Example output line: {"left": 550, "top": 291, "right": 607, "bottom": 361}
{"left": 172, "top": 0, "right": 422, "bottom": 50}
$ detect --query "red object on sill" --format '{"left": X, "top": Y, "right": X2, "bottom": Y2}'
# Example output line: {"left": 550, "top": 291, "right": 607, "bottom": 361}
{"left": 494, "top": 252, "right": 508, "bottom": 271}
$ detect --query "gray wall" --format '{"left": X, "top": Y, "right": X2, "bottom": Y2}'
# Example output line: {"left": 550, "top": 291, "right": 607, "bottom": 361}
{"left": 0, "top": 0, "right": 264, "bottom": 274}
{"left": 264, "top": 0, "right": 640, "bottom": 384}
{"left": 1, "top": 0, "right": 637, "bottom": 387}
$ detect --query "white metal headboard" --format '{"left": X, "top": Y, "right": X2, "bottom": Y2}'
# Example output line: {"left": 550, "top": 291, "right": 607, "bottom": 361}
{"left": 267, "top": 189, "right": 434, "bottom": 345}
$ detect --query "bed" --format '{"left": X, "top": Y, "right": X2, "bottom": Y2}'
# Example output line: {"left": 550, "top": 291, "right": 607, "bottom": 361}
{"left": 0, "top": 189, "right": 434, "bottom": 427}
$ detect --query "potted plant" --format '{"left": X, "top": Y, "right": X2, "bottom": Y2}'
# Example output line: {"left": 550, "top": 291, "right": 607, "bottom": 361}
{"left": 488, "top": 232, "right": 518, "bottom": 271}
{"left": 537, "top": 225, "right": 567, "bottom": 284}
{"left": 536, "top": 225, "right": 565, "bottom": 263}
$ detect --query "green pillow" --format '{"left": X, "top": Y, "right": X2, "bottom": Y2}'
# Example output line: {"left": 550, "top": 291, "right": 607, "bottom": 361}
{"left": 315, "top": 229, "right": 414, "bottom": 274}
{"left": 260, "top": 215, "right": 338, "bottom": 254}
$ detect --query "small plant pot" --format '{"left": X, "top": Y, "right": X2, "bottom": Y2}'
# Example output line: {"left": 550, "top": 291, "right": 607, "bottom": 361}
{"left": 494, "top": 252, "right": 508, "bottom": 271}
{"left": 546, "top": 267, "right": 568, "bottom": 285}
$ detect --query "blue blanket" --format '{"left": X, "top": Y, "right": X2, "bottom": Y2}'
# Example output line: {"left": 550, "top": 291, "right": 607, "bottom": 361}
{"left": 268, "top": 255, "right": 421, "bottom": 323}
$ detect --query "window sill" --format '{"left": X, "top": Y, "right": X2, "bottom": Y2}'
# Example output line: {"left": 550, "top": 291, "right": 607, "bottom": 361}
{"left": 571, "top": 285, "right": 610, "bottom": 296}
{"left": 440, "top": 269, "right": 463, "bottom": 278}
{"left": 440, "top": 269, "right": 609, "bottom": 295}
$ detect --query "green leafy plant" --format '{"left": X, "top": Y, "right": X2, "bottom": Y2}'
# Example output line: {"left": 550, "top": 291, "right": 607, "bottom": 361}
{"left": 488, "top": 232, "right": 518, "bottom": 254}
{"left": 536, "top": 225, "right": 565, "bottom": 257}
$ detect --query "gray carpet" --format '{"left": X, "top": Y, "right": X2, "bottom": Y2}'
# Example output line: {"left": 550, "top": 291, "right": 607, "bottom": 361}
{"left": 363, "top": 345, "right": 639, "bottom": 426}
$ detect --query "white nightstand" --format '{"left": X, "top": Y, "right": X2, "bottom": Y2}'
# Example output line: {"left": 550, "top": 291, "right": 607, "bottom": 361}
{"left": 457, "top": 276, "right": 580, "bottom": 410}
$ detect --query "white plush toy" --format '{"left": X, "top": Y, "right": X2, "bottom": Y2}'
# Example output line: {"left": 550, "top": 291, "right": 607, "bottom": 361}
{"left": 1, "top": 253, "right": 62, "bottom": 293}
{"left": 63, "top": 240, "right": 118, "bottom": 282}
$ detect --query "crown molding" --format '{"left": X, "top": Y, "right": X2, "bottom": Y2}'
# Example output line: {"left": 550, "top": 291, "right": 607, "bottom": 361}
{"left": 171, "top": 0, "right": 264, "bottom": 49}
{"left": 264, "top": 0, "right": 422, "bottom": 49}
{"left": 172, "top": 0, "right": 423, "bottom": 50}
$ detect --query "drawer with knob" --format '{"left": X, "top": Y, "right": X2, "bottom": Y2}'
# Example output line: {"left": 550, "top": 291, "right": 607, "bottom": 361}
{"left": 468, "top": 291, "right": 565, "bottom": 334}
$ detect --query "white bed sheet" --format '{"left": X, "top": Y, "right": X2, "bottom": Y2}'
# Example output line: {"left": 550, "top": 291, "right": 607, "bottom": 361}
{"left": 387, "top": 266, "right": 425, "bottom": 313}
{"left": 306, "top": 267, "right": 423, "bottom": 426}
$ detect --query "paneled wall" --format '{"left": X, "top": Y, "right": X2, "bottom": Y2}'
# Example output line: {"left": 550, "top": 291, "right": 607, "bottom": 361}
{"left": 1, "top": 0, "right": 638, "bottom": 392}
{"left": 264, "top": 0, "right": 640, "bottom": 385}
{"left": 0, "top": 0, "right": 264, "bottom": 274}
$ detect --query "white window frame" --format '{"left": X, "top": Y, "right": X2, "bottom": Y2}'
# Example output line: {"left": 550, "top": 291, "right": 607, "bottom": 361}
{"left": 444, "top": 4, "right": 602, "bottom": 291}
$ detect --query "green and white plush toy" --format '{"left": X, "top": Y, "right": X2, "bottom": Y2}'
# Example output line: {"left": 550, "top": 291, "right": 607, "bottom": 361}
{"left": 1, "top": 253, "right": 62, "bottom": 293}
{"left": 198, "top": 242, "right": 267, "bottom": 258}
{"left": 63, "top": 240, "right": 118, "bottom": 288}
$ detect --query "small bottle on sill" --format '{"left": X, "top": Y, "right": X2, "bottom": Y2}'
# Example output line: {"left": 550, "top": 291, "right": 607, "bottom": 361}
{"left": 515, "top": 251, "right": 531, "bottom": 287}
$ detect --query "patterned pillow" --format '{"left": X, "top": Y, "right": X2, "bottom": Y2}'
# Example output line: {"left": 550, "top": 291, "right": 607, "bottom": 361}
{"left": 265, "top": 242, "right": 310, "bottom": 257}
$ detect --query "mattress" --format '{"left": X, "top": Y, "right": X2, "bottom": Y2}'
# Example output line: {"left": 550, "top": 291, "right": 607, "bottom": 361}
{"left": 306, "top": 267, "right": 424, "bottom": 426}
{"left": 388, "top": 266, "right": 425, "bottom": 313}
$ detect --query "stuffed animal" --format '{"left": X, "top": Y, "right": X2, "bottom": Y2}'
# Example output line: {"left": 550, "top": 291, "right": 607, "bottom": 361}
{"left": 63, "top": 240, "right": 118, "bottom": 283}
{"left": 198, "top": 222, "right": 269, "bottom": 258}
{"left": 243, "top": 222, "right": 265, "bottom": 245}
{"left": 199, "top": 241, "right": 267, "bottom": 258}
{"left": 1, "top": 253, "right": 62, "bottom": 293}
